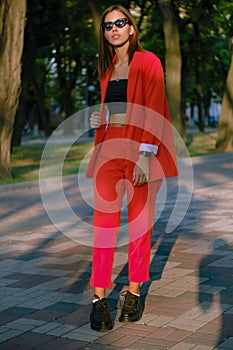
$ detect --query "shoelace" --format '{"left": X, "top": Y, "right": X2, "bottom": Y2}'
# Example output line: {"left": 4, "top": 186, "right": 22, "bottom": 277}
{"left": 124, "top": 293, "right": 137, "bottom": 308}
{"left": 94, "top": 298, "right": 110, "bottom": 316}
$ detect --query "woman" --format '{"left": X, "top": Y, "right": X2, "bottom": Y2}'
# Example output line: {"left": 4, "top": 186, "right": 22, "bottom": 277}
{"left": 86, "top": 5, "right": 178, "bottom": 331}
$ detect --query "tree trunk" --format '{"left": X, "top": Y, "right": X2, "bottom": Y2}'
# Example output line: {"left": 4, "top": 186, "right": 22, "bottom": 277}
{"left": 196, "top": 83, "right": 205, "bottom": 132}
{"left": 157, "top": 0, "right": 183, "bottom": 137}
{"left": 216, "top": 54, "right": 233, "bottom": 152}
{"left": 12, "top": 4, "right": 37, "bottom": 147}
{"left": 87, "top": 0, "right": 101, "bottom": 38}
{"left": 193, "top": 23, "right": 205, "bottom": 132}
{"left": 59, "top": 78, "right": 75, "bottom": 135}
{"left": 0, "top": 0, "right": 27, "bottom": 179}
{"left": 32, "top": 80, "right": 51, "bottom": 137}
{"left": 181, "top": 52, "right": 188, "bottom": 130}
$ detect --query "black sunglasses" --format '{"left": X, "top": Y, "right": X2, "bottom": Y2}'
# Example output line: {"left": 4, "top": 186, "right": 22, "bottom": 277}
{"left": 102, "top": 18, "right": 129, "bottom": 31}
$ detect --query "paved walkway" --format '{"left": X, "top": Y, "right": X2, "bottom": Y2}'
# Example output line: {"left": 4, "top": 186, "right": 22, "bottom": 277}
{"left": 0, "top": 152, "right": 233, "bottom": 350}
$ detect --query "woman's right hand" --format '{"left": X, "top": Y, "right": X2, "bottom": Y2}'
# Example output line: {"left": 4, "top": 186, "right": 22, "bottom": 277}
{"left": 90, "top": 112, "right": 102, "bottom": 129}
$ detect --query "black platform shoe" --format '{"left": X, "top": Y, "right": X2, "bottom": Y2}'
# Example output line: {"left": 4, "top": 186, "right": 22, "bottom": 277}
{"left": 90, "top": 295, "right": 113, "bottom": 332}
{"left": 119, "top": 291, "right": 142, "bottom": 323}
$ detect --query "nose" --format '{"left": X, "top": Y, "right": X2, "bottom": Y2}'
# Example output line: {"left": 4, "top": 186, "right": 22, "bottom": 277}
{"left": 112, "top": 23, "right": 118, "bottom": 31}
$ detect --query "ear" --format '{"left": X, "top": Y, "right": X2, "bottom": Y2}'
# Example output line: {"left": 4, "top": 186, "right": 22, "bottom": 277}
{"left": 129, "top": 25, "right": 134, "bottom": 36}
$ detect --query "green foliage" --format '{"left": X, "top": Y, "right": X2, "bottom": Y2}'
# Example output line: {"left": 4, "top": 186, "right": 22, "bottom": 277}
{"left": 177, "top": 0, "right": 232, "bottom": 99}
{"left": 18, "top": 0, "right": 232, "bottom": 132}
{"left": 25, "top": 0, "right": 100, "bottom": 121}
{"left": 139, "top": 2, "right": 165, "bottom": 62}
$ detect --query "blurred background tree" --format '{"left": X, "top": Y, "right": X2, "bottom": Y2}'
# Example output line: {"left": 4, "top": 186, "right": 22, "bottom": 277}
{"left": 0, "top": 0, "right": 232, "bottom": 179}
{"left": 0, "top": 0, "right": 27, "bottom": 179}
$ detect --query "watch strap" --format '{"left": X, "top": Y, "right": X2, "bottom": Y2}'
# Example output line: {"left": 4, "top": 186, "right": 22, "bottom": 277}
{"left": 139, "top": 151, "right": 152, "bottom": 158}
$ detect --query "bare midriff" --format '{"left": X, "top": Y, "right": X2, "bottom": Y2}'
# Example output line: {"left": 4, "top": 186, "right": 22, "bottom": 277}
{"left": 109, "top": 113, "right": 126, "bottom": 126}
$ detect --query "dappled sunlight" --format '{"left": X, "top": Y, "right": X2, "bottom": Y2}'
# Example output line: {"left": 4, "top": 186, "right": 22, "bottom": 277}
{"left": 0, "top": 151, "right": 233, "bottom": 348}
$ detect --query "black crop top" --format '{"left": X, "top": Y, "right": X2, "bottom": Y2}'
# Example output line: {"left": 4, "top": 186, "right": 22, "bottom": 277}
{"left": 105, "top": 79, "right": 128, "bottom": 115}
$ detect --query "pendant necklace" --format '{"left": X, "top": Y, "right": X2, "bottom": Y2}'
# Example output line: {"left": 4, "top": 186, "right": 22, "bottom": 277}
{"left": 114, "top": 60, "right": 128, "bottom": 82}
{"left": 115, "top": 67, "right": 120, "bottom": 82}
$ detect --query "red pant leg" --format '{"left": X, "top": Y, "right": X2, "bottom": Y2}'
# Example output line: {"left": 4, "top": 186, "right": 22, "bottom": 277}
{"left": 90, "top": 157, "right": 125, "bottom": 288}
{"left": 126, "top": 176, "right": 162, "bottom": 283}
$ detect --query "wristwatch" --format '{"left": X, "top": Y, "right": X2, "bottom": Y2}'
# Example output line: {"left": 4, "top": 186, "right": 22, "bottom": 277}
{"left": 139, "top": 151, "right": 152, "bottom": 158}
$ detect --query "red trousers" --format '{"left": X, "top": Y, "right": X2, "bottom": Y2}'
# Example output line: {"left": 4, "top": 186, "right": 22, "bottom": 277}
{"left": 90, "top": 126, "right": 162, "bottom": 288}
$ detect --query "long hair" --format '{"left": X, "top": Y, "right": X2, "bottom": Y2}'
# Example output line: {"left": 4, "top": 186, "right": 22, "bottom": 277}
{"left": 98, "top": 5, "right": 144, "bottom": 79}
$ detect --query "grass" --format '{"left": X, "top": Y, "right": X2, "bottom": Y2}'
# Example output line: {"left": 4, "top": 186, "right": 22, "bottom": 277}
{"left": 0, "top": 141, "right": 93, "bottom": 185}
{"left": 0, "top": 130, "right": 218, "bottom": 185}
{"left": 185, "top": 130, "right": 218, "bottom": 156}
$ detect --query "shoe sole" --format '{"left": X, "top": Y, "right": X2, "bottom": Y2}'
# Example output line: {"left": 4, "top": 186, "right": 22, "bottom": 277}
{"left": 119, "top": 312, "right": 142, "bottom": 323}
{"left": 90, "top": 321, "right": 113, "bottom": 332}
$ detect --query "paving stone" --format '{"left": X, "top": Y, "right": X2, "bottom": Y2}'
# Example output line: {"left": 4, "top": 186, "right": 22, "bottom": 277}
{"left": 5, "top": 318, "right": 46, "bottom": 331}
{"left": 169, "top": 343, "right": 196, "bottom": 349}
{"left": 9, "top": 331, "right": 56, "bottom": 346}
{"left": 0, "top": 153, "right": 232, "bottom": 349}
{"left": 191, "top": 346, "right": 215, "bottom": 350}
{"left": 0, "top": 329, "right": 25, "bottom": 343}
{"left": 218, "top": 337, "right": 233, "bottom": 349}
{"left": 184, "top": 332, "right": 219, "bottom": 346}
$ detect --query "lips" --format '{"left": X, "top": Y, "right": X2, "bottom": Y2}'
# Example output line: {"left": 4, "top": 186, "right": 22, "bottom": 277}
{"left": 112, "top": 35, "right": 121, "bottom": 40}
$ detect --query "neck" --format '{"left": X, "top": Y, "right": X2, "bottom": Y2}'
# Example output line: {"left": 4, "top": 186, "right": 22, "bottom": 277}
{"left": 114, "top": 43, "right": 129, "bottom": 65}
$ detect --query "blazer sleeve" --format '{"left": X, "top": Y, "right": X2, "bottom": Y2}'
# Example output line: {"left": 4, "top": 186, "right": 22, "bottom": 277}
{"left": 140, "top": 53, "right": 167, "bottom": 149}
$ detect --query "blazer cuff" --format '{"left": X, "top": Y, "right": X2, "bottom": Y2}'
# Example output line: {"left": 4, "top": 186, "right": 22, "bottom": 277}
{"left": 139, "top": 143, "right": 158, "bottom": 155}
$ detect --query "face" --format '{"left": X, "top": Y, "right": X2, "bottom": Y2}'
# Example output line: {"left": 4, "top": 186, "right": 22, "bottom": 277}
{"left": 103, "top": 10, "right": 134, "bottom": 47}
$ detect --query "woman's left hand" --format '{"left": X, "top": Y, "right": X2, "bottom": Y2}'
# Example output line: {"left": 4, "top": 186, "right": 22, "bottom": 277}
{"left": 133, "top": 155, "right": 149, "bottom": 186}
{"left": 90, "top": 112, "right": 102, "bottom": 129}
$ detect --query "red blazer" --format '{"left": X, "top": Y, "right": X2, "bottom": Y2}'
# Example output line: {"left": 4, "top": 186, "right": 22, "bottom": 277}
{"left": 86, "top": 51, "right": 178, "bottom": 181}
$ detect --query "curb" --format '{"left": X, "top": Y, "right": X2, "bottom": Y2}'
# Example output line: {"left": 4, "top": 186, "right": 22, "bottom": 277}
{"left": 0, "top": 174, "right": 78, "bottom": 195}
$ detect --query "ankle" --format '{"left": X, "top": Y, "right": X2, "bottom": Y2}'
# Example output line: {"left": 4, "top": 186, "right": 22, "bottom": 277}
{"left": 128, "top": 290, "right": 140, "bottom": 297}
{"left": 128, "top": 283, "right": 140, "bottom": 296}
{"left": 93, "top": 288, "right": 106, "bottom": 300}
{"left": 92, "top": 295, "right": 102, "bottom": 303}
